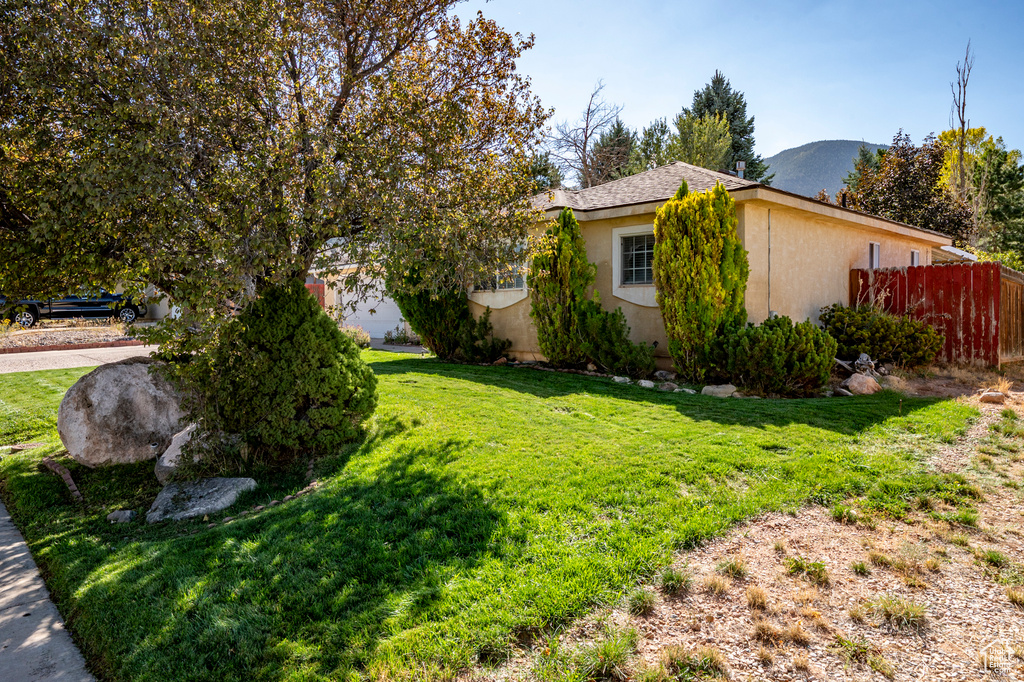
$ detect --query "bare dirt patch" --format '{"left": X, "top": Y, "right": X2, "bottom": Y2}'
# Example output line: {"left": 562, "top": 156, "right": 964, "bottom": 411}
{"left": 475, "top": 400, "right": 1024, "bottom": 681}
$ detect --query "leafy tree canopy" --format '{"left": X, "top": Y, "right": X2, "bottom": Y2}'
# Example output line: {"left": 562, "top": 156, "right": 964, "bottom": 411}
{"left": 0, "top": 0, "right": 547, "bottom": 349}
{"left": 668, "top": 112, "right": 731, "bottom": 171}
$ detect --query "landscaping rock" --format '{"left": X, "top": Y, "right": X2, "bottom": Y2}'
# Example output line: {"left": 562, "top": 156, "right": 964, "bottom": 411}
{"left": 586, "top": 363, "right": 597, "bottom": 372}
{"left": 493, "top": 357, "right": 508, "bottom": 366}
{"left": 674, "top": 388, "right": 697, "bottom": 395}
{"left": 658, "top": 382, "right": 679, "bottom": 392}
{"left": 854, "top": 353, "right": 875, "bottom": 374}
{"left": 145, "top": 477, "right": 257, "bottom": 523}
{"left": 106, "top": 510, "right": 136, "bottom": 524}
{"left": 637, "top": 379, "right": 656, "bottom": 389}
{"left": 980, "top": 391, "right": 1006, "bottom": 404}
{"left": 57, "top": 357, "right": 185, "bottom": 468}
{"left": 612, "top": 376, "right": 631, "bottom": 384}
{"left": 154, "top": 423, "right": 198, "bottom": 484}
{"left": 653, "top": 370, "right": 677, "bottom": 382}
{"left": 701, "top": 384, "right": 737, "bottom": 398}
{"left": 844, "top": 373, "right": 881, "bottom": 395}
{"left": 834, "top": 387, "right": 854, "bottom": 397}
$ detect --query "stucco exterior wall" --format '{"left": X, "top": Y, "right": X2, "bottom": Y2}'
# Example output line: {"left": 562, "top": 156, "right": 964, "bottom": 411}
{"left": 738, "top": 201, "right": 935, "bottom": 325}
{"left": 471, "top": 190, "right": 948, "bottom": 367}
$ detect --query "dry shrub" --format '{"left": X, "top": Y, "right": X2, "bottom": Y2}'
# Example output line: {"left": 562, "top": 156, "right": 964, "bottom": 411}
{"left": 746, "top": 585, "right": 768, "bottom": 610}
{"left": 703, "top": 575, "right": 730, "bottom": 596}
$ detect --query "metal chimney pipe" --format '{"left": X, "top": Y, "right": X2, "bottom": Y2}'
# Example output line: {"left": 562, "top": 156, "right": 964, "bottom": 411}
{"left": 736, "top": 160, "right": 746, "bottom": 179}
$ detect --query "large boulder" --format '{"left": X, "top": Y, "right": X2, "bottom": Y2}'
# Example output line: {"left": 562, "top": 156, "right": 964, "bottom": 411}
{"left": 701, "top": 384, "right": 737, "bottom": 398}
{"left": 844, "top": 373, "right": 882, "bottom": 396}
{"left": 146, "top": 477, "right": 257, "bottom": 523}
{"left": 57, "top": 357, "right": 185, "bottom": 468}
{"left": 154, "top": 424, "right": 198, "bottom": 484}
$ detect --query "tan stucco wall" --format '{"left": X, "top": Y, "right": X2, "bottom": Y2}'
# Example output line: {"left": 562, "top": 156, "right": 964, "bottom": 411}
{"left": 738, "top": 201, "right": 935, "bottom": 325}
{"left": 473, "top": 191, "right": 948, "bottom": 366}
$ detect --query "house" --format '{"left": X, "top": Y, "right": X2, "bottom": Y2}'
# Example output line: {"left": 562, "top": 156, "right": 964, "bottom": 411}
{"left": 468, "top": 161, "right": 952, "bottom": 366}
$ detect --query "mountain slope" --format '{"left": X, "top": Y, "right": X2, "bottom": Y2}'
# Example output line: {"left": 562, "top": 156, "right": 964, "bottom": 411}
{"left": 765, "top": 140, "right": 886, "bottom": 198}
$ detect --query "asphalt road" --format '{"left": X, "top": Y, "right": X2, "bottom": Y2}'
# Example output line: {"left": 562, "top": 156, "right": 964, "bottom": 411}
{"left": 0, "top": 345, "right": 157, "bottom": 374}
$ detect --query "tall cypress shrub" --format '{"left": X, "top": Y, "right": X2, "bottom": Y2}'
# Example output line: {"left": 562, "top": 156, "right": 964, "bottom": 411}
{"left": 529, "top": 207, "right": 596, "bottom": 366}
{"left": 653, "top": 181, "right": 749, "bottom": 381}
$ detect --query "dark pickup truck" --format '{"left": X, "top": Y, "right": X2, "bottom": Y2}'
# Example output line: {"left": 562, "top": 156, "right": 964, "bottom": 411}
{"left": 1, "top": 292, "right": 147, "bottom": 327}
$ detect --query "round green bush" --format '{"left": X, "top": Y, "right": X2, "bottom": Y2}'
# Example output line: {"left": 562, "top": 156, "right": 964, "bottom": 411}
{"left": 725, "top": 316, "right": 837, "bottom": 397}
{"left": 819, "top": 304, "right": 942, "bottom": 368}
{"left": 192, "top": 279, "right": 378, "bottom": 469}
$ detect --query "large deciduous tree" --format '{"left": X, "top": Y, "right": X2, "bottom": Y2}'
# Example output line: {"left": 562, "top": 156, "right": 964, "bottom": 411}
{"left": 846, "top": 132, "right": 973, "bottom": 245}
{"left": 0, "top": 0, "right": 547, "bottom": 347}
{"left": 685, "top": 71, "right": 771, "bottom": 183}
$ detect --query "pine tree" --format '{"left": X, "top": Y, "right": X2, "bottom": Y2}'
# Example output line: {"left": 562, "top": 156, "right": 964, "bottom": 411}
{"left": 668, "top": 112, "right": 732, "bottom": 170}
{"left": 631, "top": 118, "right": 672, "bottom": 172}
{"left": 528, "top": 152, "right": 563, "bottom": 194}
{"left": 589, "top": 117, "right": 637, "bottom": 185}
{"left": 685, "top": 71, "right": 772, "bottom": 183}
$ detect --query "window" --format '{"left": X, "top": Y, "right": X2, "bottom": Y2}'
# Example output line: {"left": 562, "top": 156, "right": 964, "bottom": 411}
{"left": 911, "top": 250, "right": 920, "bottom": 266}
{"left": 622, "top": 234, "right": 655, "bottom": 285}
{"left": 474, "top": 270, "right": 524, "bottom": 292}
{"left": 868, "top": 242, "right": 881, "bottom": 269}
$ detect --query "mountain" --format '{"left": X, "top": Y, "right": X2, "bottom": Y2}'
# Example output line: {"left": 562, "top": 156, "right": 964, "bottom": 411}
{"left": 764, "top": 140, "right": 886, "bottom": 198}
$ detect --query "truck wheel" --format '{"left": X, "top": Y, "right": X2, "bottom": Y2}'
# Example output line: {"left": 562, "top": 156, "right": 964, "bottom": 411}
{"left": 15, "top": 308, "right": 38, "bottom": 328}
{"left": 117, "top": 307, "right": 137, "bottom": 324}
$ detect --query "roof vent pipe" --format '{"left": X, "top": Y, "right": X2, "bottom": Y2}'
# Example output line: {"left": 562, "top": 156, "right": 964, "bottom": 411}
{"left": 736, "top": 160, "right": 746, "bottom": 179}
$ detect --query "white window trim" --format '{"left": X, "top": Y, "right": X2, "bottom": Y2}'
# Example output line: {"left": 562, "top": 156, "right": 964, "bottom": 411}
{"left": 612, "top": 224, "right": 658, "bottom": 308}
{"left": 468, "top": 264, "right": 528, "bottom": 310}
{"left": 911, "top": 249, "right": 920, "bottom": 267}
{"left": 869, "top": 242, "right": 881, "bottom": 269}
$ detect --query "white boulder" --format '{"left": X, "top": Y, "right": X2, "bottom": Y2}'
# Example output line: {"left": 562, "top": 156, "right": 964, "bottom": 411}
{"left": 154, "top": 424, "right": 198, "bottom": 484}
{"left": 57, "top": 357, "right": 185, "bottom": 468}
{"left": 701, "top": 384, "right": 737, "bottom": 398}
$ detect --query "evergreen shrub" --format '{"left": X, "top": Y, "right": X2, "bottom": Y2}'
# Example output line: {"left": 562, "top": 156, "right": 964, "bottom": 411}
{"left": 725, "top": 316, "right": 837, "bottom": 397}
{"left": 819, "top": 304, "right": 942, "bottom": 368}
{"left": 577, "top": 296, "right": 655, "bottom": 377}
{"left": 392, "top": 283, "right": 510, "bottom": 363}
{"left": 184, "top": 279, "right": 378, "bottom": 472}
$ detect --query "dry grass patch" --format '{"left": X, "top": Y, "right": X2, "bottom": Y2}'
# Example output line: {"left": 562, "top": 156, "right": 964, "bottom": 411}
{"left": 1007, "top": 586, "right": 1024, "bottom": 608}
{"left": 793, "top": 652, "right": 810, "bottom": 672}
{"left": 716, "top": 555, "right": 748, "bottom": 579}
{"left": 703, "top": 574, "right": 730, "bottom": 597}
{"left": 783, "top": 620, "right": 811, "bottom": 646}
{"left": 745, "top": 585, "right": 768, "bottom": 610}
{"left": 870, "top": 595, "right": 927, "bottom": 631}
{"left": 658, "top": 644, "right": 729, "bottom": 679}
{"left": 756, "top": 645, "right": 774, "bottom": 666}
{"left": 751, "top": 617, "right": 783, "bottom": 644}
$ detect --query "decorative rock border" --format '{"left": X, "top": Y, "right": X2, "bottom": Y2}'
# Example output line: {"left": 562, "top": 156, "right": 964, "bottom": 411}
{"left": 0, "top": 339, "right": 145, "bottom": 355}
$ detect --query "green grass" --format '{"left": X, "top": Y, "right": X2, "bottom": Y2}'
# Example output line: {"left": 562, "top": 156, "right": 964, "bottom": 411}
{"left": 0, "top": 353, "right": 978, "bottom": 681}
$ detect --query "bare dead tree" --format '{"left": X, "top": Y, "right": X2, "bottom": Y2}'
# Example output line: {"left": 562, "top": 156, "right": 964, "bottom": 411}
{"left": 950, "top": 41, "right": 974, "bottom": 202}
{"left": 549, "top": 82, "right": 622, "bottom": 189}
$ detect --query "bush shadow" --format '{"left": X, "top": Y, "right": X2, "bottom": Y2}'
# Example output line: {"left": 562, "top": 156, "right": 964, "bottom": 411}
{"left": 370, "top": 355, "right": 947, "bottom": 436}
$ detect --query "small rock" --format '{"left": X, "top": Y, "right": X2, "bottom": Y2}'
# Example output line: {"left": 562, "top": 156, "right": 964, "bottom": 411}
{"left": 106, "top": 510, "right": 136, "bottom": 524}
{"left": 254, "top": 505, "right": 265, "bottom": 511}
{"left": 845, "top": 373, "right": 881, "bottom": 395}
{"left": 283, "top": 495, "right": 295, "bottom": 502}
{"left": 222, "top": 516, "right": 234, "bottom": 523}
{"left": 674, "top": 388, "right": 698, "bottom": 395}
{"left": 207, "top": 523, "right": 216, "bottom": 528}
{"left": 659, "top": 382, "right": 679, "bottom": 391}
{"left": 701, "top": 384, "right": 737, "bottom": 398}
{"left": 145, "top": 477, "right": 257, "bottom": 523}
{"left": 980, "top": 391, "right": 1006, "bottom": 404}
{"left": 154, "top": 423, "right": 198, "bottom": 485}
{"left": 492, "top": 357, "right": 508, "bottom": 366}
{"left": 586, "top": 363, "right": 597, "bottom": 372}
{"left": 612, "top": 376, "right": 631, "bottom": 384}
{"left": 269, "top": 500, "right": 280, "bottom": 506}
{"left": 637, "top": 379, "right": 656, "bottom": 389}
{"left": 653, "top": 370, "right": 678, "bottom": 381}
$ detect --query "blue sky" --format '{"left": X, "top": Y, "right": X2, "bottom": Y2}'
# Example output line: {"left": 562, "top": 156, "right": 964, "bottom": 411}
{"left": 460, "top": 0, "right": 1024, "bottom": 158}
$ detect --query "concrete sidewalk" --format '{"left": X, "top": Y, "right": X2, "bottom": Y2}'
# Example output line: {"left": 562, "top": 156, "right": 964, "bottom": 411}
{"left": 0, "top": 345, "right": 157, "bottom": 374}
{"left": 0, "top": 500, "right": 94, "bottom": 681}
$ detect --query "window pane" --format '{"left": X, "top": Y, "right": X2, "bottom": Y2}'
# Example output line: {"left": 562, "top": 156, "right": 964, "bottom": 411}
{"left": 622, "top": 234, "right": 655, "bottom": 285}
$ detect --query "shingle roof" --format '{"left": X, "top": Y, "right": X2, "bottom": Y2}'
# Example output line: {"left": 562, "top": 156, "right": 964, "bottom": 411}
{"left": 533, "top": 161, "right": 758, "bottom": 212}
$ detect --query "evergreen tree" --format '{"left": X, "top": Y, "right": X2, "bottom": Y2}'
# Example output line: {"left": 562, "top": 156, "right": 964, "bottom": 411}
{"left": 843, "top": 145, "right": 885, "bottom": 193}
{"left": 528, "top": 152, "right": 563, "bottom": 194}
{"left": 589, "top": 117, "right": 637, "bottom": 185}
{"left": 631, "top": 118, "right": 672, "bottom": 172}
{"left": 685, "top": 71, "right": 772, "bottom": 183}
{"left": 668, "top": 112, "right": 732, "bottom": 171}
{"left": 976, "top": 139, "right": 1024, "bottom": 253}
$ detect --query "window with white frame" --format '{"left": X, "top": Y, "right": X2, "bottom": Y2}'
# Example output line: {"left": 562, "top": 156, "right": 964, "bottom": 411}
{"left": 474, "top": 268, "right": 525, "bottom": 292}
{"left": 622, "top": 234, "right": 655, "bottom": 285}
{"left": 911, "top": 249, "right": 920, "bottom": 266}
{"left": 868, "top": 242, "right": 881, "bottom": 269}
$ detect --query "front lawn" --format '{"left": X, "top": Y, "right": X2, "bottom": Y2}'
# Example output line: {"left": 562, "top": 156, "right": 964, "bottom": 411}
{"left": 0, "top": 352, "right": 977, "bottom": 681}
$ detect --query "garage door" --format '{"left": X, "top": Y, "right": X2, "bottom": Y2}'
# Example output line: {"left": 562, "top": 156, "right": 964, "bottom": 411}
{"left": 338, "top": 284, "right": 404, "bottom": 338}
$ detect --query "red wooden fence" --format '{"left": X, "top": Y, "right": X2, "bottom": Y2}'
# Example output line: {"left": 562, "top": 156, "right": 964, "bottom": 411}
{"left": 849, "top": 262, "right": 1005, "bottom": 366}
{"left": 305, "top": 283, "right": 326, "bottom": 308}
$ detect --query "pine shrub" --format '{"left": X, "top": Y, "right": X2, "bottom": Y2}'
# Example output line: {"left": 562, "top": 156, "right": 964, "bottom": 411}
{"left": 577, "top": 296, "right": 656, "bottom": 377}
{"left": 529, "top": 207, "right": 596, "bottom": 366}
{"left": 185, "top": 279, "right": 378, "bottom": 471}
{"left": 819, "top": 304, "right": 942, "bottom": 368}
{"left": 392, "top": 282, "right": 510, "bottom": 363}
{"left": 654, "top": 181, "right": 749, "bottom": 382}
{"left": 725, "top": 315, "right": 837, "bottom": 397}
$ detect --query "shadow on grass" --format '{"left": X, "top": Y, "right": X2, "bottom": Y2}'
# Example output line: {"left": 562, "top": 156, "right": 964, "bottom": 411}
{"left": 3, "top": 421, "right": 503, "bottom": 681}
{"left": 369, "top": 356, "right": 941, "bottom": 436}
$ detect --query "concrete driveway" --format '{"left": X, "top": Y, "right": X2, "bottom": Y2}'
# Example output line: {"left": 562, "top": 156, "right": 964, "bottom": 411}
{"left": 0, "top": 345, "right": 157, "bottom": 374}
